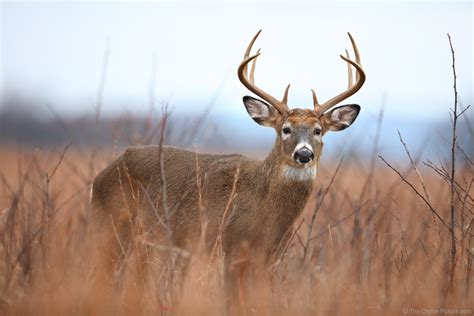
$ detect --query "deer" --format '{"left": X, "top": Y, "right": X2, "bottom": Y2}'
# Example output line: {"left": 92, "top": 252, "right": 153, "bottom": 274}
{"left": 90, "top": 30, "right": 365, "bottom": 311}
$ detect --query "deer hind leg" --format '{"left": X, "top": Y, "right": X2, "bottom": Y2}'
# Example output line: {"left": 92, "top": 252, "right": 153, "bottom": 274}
{"left": 90, "top": 207, "right": 136, "bottom": 286}
{"left": 224, "top": 240, "right": 252, "bottom": 315}
{"left": 135, "top": 232, "right": 191, "bottom": 313}
{"left": 159, "top": 248, "right": 192, "bottom": 312}
{"left": 224, "top": 240, "right": 274, "bottom": 315}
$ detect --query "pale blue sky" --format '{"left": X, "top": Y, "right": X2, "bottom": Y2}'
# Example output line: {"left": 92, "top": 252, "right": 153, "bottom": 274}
{"left": 1, "top": 1, "right": 472, "bottom": 121}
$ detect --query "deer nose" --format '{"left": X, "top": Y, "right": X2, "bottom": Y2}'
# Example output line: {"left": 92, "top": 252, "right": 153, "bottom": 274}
{"left": 293, "top": 147, "right": 314, "bottom": 164}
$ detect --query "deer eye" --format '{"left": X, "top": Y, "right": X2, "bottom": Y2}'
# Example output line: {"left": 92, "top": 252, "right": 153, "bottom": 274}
{"left": 314, "top": 128, "right": 321, "bottom": 136}
{"left": 282, "top": 127, "right": 291, "bottom": 134}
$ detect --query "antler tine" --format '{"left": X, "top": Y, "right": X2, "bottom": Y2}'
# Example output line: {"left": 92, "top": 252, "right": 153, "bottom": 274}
{"left": 347, "top": 32, "right": 361, "bottom": 82}
{"left": 314, "top": 33, "right": 366, "bottom": 114}
{"left": 311, "top": 89, "right": 320, "bottom": 107}
{"left": 238, "top": 30, "right": 290, "bottom": 114}
{"left": 249, "top": 48, "right": 261, "bottom": 84}
{"left": 243, "top": 30, "right": 261, "bottom": 73}
{"left": 345, "top": 49, "right": 353, "bottom": 89}
{"left": 282, "top": 84, "right": 291, "bottom": 105}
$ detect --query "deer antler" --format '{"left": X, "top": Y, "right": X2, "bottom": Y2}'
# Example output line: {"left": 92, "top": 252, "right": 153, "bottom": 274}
{"left": 238, "top": 30, "right": 290, "bottom": 114}
{"left": 313, "top": 33, "right": 366, "bottom": 114}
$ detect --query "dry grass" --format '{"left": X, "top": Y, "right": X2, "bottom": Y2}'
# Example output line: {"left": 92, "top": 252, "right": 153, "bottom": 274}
{"left": 0, "top": 34, "right": 472, "bottom": 316}
{"left": 0, "top": 141, "right": 472, "bottom": 315}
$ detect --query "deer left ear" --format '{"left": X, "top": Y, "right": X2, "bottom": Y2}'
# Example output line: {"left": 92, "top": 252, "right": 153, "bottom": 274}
{"left": 323, "top": 104, "right": 360, "bottom": 131}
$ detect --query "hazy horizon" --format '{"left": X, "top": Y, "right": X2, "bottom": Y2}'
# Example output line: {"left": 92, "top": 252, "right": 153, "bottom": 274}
{"left": 1, "top": 1, "right": 472, "bottom": 161}
{"left": 1, "top": 1, "right": 472, "bottom": 120}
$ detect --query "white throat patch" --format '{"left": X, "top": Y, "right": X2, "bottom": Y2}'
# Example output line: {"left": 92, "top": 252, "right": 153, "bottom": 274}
{"left": 282, "top": 165, "right": 317, "bottom": 182}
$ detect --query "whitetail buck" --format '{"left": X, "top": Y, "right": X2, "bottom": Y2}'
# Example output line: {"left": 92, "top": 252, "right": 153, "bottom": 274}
{"left": 91, "top": 30, "right": 365, "bottom": 310}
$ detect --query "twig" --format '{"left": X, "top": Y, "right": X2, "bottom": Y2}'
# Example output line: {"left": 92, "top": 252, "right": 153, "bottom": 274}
{"left": 49, "top": 143, "right": 72, "bottom": 181}
{"left": 397, "top": 131, "right": 431, "bottom": 204}
{"left": 303, "top": 157, "right": 344, "bottom": 262}
{"left": 274, "top": 218, "right": 305, "bottom": 264}
{"left": 96, "top": 38, "right": 110, "bottom": 124}
{"left": 158, "top": 104, "right": 171, "bottom": 237}
{"left": 418, "top": 239, "right": 434, "bottom": 272}
{"left": 308, "top": 202, "right": 367, "bottom": 242}
{"left": 195, "top": 150, "right": 208, "bottom": 253}
{"left": 209, "top": 165, "right": 241, "bottom": 263}
{"left": 378, "top": 156, "right": 451, "bottom": 231}
{"left": 109, "top": 214, "right": 126, "bottom": 257}
{"left": 447, "top": 33, "right": 458, "bottom": 286}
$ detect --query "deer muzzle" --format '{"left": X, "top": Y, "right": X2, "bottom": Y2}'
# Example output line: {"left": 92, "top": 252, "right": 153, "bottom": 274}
{"left": 293, "top": 145, "right": 314, "bottom": 165}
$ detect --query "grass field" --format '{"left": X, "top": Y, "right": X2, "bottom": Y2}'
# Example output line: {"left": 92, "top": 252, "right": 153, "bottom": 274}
{"left": 0, "top": 31, "right": 472, "bottom": 316}
{"left": 0, "top": 133, "right": 472, "bottom": 315}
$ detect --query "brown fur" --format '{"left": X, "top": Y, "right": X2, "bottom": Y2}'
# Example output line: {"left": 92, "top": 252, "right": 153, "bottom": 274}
{"left": 92, "top": 144, "right": 314, "bottom": 260}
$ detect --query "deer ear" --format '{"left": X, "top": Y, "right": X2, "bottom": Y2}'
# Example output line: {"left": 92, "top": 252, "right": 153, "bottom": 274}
{"left": 243, "top": 96, "right": 279, "bottom": 127}
{"left": 323, "top": 104, "right": 360, "bottom": 131}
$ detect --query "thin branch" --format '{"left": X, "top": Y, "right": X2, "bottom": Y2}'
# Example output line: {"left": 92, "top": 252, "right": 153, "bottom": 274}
{"left": 303, "top": 157, "right": 344, "bottom": 261}
{"left": 379, "top": 156, "right": 451, "bottom": 231}
{"left": 96, "top": 38, "right": 110, "bottom": 124}
{"left": 308, "top": 202, "right": 368, "bottom": 242}
{"left": 398, "top": 130, "right": 431, "bottom": 204}
{"left": 447, "top": 33, "right": 458, "bottom": 285}
{"left": 457, "top": 104, "right": 471, "bottom": 118}
{"left": 49, "top": 142, "right": 72, "bottom": 181}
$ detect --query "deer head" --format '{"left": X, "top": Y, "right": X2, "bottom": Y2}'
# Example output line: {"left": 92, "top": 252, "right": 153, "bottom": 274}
{"left": 238, "top": 30, "right": 365, "bottom": 179}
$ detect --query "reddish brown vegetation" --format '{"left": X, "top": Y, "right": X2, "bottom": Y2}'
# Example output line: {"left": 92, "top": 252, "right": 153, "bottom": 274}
{"left": 0, "top": 33, "right": 472, "bottom": 316}
{"left": 0, "top": 144, "right": 472, "bottom": 315}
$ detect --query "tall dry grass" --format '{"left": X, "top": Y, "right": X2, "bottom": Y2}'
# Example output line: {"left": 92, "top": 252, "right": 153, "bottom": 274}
{"left": 0, "top": 36, "right": 472, "bottom": 315}
{"left": 0, "top": 140, "right": 472, "bottom": 315}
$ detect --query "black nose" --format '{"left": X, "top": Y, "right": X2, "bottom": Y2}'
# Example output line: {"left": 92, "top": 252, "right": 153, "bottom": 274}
{"left": 293, "top": 148, "right": 314, "bottom": 164}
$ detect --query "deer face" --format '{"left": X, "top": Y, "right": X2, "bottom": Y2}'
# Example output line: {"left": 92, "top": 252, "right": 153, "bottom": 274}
{"left": 243, "top": 96, "right": 360, "bottom": 168}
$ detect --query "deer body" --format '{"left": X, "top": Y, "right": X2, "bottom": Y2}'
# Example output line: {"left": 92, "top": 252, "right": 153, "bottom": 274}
{"left": 91, "top": 30, "right": 365, "bottom": 310}
{"left": 92, "top": 144, "right": 313, "bottom": 263}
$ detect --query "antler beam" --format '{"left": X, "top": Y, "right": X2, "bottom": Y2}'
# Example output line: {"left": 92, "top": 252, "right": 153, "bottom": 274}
{"left": 238, "top": 30, "right": 290, "bottom": 114}
{"left": 313, "top": 33, "right": 366, "bottom": 114}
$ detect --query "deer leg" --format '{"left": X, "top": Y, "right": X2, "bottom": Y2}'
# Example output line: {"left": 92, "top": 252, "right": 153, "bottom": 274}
{"left": 224, "top": 240, "right": 251, "bottom": 315}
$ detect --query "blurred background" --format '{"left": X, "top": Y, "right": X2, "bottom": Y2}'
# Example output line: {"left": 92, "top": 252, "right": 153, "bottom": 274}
{"left": 1, "top": 0, "right": 472, "bottom": 160}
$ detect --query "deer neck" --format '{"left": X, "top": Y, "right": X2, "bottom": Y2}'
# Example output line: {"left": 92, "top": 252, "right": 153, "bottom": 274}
{"left": 250, "top": 144, "right": 315, "bottom": 253}
{"left": 257, "top": 143, "right": 316, "bottom": 212}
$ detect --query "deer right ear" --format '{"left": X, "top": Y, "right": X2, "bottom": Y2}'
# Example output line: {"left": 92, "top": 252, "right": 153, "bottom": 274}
{"left": 243, "top": 96, "right": 279, "bottom": 127}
